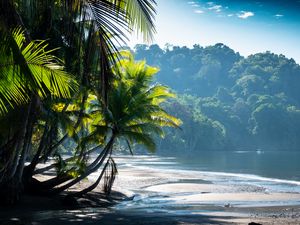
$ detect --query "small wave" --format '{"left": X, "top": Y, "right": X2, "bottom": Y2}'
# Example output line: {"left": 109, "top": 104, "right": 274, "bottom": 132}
{"left": 202, "top": 171, "right": 300, "bottom": 186}
{"left": 126, "top": 164, "right": 300, "bottom": 187}
{"left": 234, "top": 151, "right": 252, "bottom": 153}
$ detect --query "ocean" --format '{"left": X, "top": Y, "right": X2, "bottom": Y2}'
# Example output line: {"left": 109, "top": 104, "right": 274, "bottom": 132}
{"left": 111, "top": 151, "right": 300, "bottom": 212}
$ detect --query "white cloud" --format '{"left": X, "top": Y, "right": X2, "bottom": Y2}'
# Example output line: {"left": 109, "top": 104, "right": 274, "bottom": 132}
{"left": 227, "top": 14, "right": 234, "bottom": 17}
{"left": 194, "top": 9, "right": 204, "bottom": 14}
{"left": 187, "top": 1, "right": 199, "bottom": 8}
{"left": 208, "top": 5, "right": 222, "bottom": 13}
{"left": 275, "top": 14, "right": 284, "bottom": 18}
{"left": 191, "top": 3, "right": 200, "bottom": 7}
{"left": 237, "top": 11, "right": 254, "bottom": 19}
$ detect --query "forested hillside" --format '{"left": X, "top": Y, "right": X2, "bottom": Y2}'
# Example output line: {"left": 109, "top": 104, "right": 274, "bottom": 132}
{"left": 133, "top": 44, "right": 300, "bottom": 153}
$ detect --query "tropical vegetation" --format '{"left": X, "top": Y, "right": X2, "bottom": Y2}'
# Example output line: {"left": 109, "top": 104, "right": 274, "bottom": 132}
{"left": 133, "top": 43, "right": 300, "bottom": 154}
{"left": 0, "top": 0, "right": 182, "bottom": 206}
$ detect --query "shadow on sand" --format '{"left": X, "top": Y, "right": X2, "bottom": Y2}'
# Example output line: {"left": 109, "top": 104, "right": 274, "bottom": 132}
{"left": 0, "top": 208, "right": 237, "bottom": 225}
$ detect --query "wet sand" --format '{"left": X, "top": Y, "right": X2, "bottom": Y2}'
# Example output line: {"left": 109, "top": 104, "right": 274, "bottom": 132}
{"left": 112, "top": 156, "right": 300, "bottom": 224}
{"left": 1, "top": 191, "right": 300, "bottom": 224}
{"left": 1, "top": 155, "right": 300, "bottom": 224}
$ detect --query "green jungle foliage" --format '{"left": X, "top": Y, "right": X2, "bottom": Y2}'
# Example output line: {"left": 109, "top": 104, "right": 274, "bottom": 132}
{"left": 133, "top": 43, "right": 300, "bottom": 153}
{"left": 0, "top": 0, "right": 165, "bottom": 205}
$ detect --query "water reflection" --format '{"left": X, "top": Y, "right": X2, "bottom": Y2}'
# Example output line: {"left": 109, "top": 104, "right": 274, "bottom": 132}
{"left": 174, "top": 151, "right": 300, "bottom": 181}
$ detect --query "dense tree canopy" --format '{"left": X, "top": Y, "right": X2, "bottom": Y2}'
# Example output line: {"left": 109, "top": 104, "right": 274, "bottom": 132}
{"left": 133, "top": 44, "right": 300, "bottom": 153}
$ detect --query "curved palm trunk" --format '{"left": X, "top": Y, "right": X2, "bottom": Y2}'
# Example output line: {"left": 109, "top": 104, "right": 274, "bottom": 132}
{"left": 33, "top": 145, "right": 101, "bottom": 175}
{"left": 69, "top": 157, "right": 110, "bottom": 197}
{"left": 39, "top": 143, "right": 108, "bottom": 190}
{"left": 24, "top": 122, "right": 49, "bottom": 177}
{"left": 68, "top": 147, "right": 118, "bottom": 198}
{"left": 49, "top": 135, "right": 116, "bottom": 195}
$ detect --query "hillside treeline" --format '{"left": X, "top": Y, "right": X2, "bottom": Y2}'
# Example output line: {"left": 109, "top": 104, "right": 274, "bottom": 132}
{"left": 134, "top": 43, "right": 300, "bottom": 153}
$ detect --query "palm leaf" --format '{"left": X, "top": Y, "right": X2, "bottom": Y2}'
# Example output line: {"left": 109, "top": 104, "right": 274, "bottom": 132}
{"left": 122, "top": 130, "right": 156, "bottom": 152}
{"left": 0, "top": 28, "right": 78, "bottom": 115}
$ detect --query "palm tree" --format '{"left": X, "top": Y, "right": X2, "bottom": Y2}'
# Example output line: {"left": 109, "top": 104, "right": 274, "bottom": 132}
{"left": 1, "top": 0, "right": 157, "bottom": 100}
{"left": 0, "top": 0, "right": 158, "bottom": 204}
{"left": 0, "top": 28, "right": 77, "bottom": 204}
{"left": 51, "top": 52, "right": 181, "bottom": 196}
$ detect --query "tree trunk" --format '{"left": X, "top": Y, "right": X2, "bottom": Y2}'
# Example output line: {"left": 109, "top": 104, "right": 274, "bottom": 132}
{"left": 34, "top": 145, "right": 101, "bottom": 175}
{"left": 69, "top": 158, "right": 110, "bottom": 197}
{"left": 49, "top": 135, "right": 115, "bottom": 194}
{"left": 24, "top": 122, "right": 49, "bottom": 178}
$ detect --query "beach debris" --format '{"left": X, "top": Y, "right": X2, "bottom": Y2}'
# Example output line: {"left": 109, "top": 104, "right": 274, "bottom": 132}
{"left": 224, "top": 203, "right": 231, "bottom": 208}
{"left": 125, "top": 195, "right": 136, "bottom": 201}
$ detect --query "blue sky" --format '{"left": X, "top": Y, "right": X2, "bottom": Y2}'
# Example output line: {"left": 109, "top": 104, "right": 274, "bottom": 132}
{"left": 129, "top": 0, "right": 300, "bottom": 63}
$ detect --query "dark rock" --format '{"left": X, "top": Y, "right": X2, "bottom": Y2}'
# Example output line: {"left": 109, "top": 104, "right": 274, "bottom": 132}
{"left": 61, "top": 195, "right": 79, "bottom": 208}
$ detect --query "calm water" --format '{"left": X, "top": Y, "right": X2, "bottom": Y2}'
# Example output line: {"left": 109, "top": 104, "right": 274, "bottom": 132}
{"left": 174, "top": 151, "right": 300, "bottom": 181}
{"left": 113, "top": 151, "right": 300, "bottom": 211}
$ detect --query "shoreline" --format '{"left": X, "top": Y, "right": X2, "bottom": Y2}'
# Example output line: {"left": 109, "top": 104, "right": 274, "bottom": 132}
{"left": 113, "top": 155, "right": 300, "bottom": 224}
{"left": 1, "top": 193, "right": 300, "bottom": 225}
{"left": 1, "top": 155, "right": 300, "bottom": 224}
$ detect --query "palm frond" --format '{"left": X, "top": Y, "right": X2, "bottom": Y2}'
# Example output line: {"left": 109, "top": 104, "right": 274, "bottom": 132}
{"left": 123, "top": 0, "right": 157, "bottom": 42}
{"left": 0, "top": 27, "right": 78, "bottom": 115}
{"left": 123, "top": 130, "right": 156, "bottom": 152}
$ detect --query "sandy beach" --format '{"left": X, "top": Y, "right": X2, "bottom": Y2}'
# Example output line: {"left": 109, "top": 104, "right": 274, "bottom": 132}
{"left": 1, "top": 155, "right": 300, "bottom": 225}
